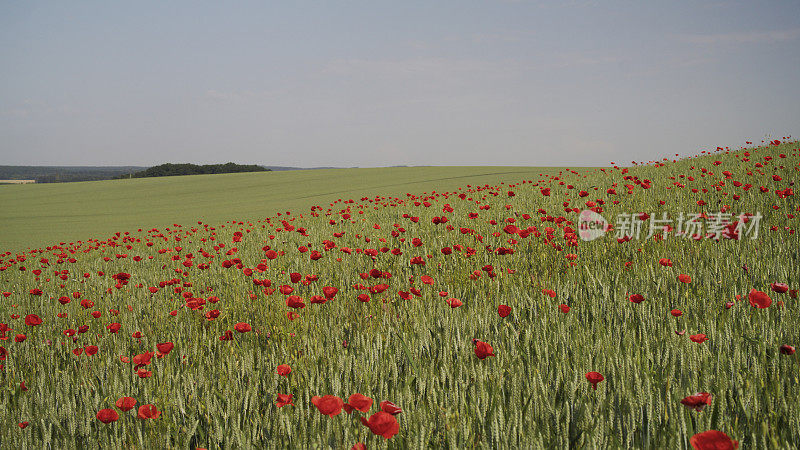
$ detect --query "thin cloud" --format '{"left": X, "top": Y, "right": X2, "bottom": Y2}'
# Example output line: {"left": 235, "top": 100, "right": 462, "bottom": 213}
{"left": 677, "top": 28, "right": 800, "bottom": 45}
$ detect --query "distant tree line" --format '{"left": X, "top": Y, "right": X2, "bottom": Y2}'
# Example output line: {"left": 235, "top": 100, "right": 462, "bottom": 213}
{"left": 119, "top": 163, "right": 270, "bottom": 179}
{"left": 0, "top": 164, "right": 270, "bottom": 184}
{"left": 0, "top": 166, "right": 145, "bottom": 183}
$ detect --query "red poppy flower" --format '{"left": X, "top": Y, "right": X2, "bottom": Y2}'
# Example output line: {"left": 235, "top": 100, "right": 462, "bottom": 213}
{"left": 309, "top": 295, "right": 327, "bottom": 304}
{"left": 322, "top": 286, "right": 338, "bottom": 299}
{"left": 360, "top": 411, "right": 399, "bottom": 439}
{"left": 132, "top": 352, "right": 153, "bottom": 367}
{"left": 771, "top": 282, "right": 789, "bottom": 294}
{"left": 629, "top": 294, "right": 645, "bottom": 304}
{"left": 24, "top": 314, "right": 41, "bottom": 326}
{"left": 748, "top": 289, "right": 772, "bottom": 308}
{"left": 559, "top": 304, "right": 570, "bottom": 314}
{"left": 106, "top": 323, "right": 121, "bottom": 333}
{"left": 219, "top": 330, "right": 233, "bottom": 341}
{"left": 279, "top": 285, "right": 294, "bottom": 295}
{"left": 420, "top": 275, "right": 434, "bottom": 285}
{"left": 671, "top": 309, "right": 683, "bottom": 317}
{"left": 380, "top": 400, "right": 403, "bottom": 415}
{"left": 680, "top": 392, "right": 712, "bottom": 411}
{"left": 780, "top": 344, "right": 796, "bottom": 355}
{"left": 276, "top": 364, "right": 291, "bottom": 376}
{"left": 115, "top": 397, "right": 137, "bottom": 412}
{"left": 690, "top": 334, "right": 709, "bottom": 343}
{"left": 234, "top": 322, "right": 252, "bottom": 333}
{"left": 156, "top": 342, "right": 174, "bottom": 356}
{"left": 137, "top": 404, "right": 161, "bottom": 419}
{"left": 85, "top": 345, "right": 99, "bottom": 356}
{"left": 286, "top": 295, "right": 306, "bottom": 309}
{"left": 585, "top": 371, "right": 604, "bottom": 390}
{"left": 311, "top": 395, "right": 344, "bottom": 417}
{"left": 447, "top": 298, "right": 462, "bottom": 308}
{"left": 18, "top": 422, "right": 29, "bottom": 429}
{"left": 351, "top": 443, "right": 366, "bottom": 450}
{"left": 276, "top": 393, "right": 294, "bottom": 407}
{"left": 96, "top": 408, "right": 119, "bottom": 424}
{"left": 658, "top": 258, "right": 672, "bottom": 267}
{"left": 289, "top": 272, "right": 302, "bottom": 283}
{"left": 498, "top": 305, "right": 511, "bottom": 317}
{"left": 473, "top": 340, "right": 495, "bottom": 359}
{"left": 690, "top": 430, "right": 739, "bottom": 450}
{"left": 344, "top": 393, "right": 373, "bottom": 413}
{"left": 678, "top": 274, "right": 691, "bottom": 283}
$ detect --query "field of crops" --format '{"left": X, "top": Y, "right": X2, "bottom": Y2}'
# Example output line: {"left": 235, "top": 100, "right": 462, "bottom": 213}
{"left": 0, "top": 166, "right": 563, "bottom": 253}
{"left": 0, "top": 141, "right": 798, "bottom": 448}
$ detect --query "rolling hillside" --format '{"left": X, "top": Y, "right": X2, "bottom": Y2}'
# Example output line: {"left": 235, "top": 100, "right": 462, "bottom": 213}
{"left": 0, "top": 166, "right": 577, "bottom": 253}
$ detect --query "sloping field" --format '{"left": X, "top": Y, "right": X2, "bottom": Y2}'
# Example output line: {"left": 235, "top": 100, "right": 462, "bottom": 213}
{"left": 0, "top": 166, "right": 571, "bottom": 253}
{"left": 0, "top": 142, "right": 798, "bottom": 448}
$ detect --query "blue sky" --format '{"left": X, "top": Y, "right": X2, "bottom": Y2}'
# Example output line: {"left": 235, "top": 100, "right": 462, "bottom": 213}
{"left": 1, "top": 1, "right": 798, "bottom": 167}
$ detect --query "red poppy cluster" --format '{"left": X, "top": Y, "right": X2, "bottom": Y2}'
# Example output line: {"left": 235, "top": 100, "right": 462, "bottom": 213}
{"left": 309, "top": 393, "right": 402, "bottom": 439}
{"left": 97, "top": 397, "right": 161, "bottom": 423}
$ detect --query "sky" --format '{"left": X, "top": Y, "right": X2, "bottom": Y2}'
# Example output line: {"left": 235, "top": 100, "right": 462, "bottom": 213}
{"left": 1, "top": 1, "right": 798, "bottom": 167}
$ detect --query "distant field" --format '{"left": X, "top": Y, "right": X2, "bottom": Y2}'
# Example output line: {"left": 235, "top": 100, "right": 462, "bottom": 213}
{"left": 0, "top": 166, "right": 574, "bottom": 253}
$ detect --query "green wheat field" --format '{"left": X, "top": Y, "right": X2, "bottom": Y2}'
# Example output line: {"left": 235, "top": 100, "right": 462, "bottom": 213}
{"left": 0, "top": 141, "right": 797, "bottom": 448}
